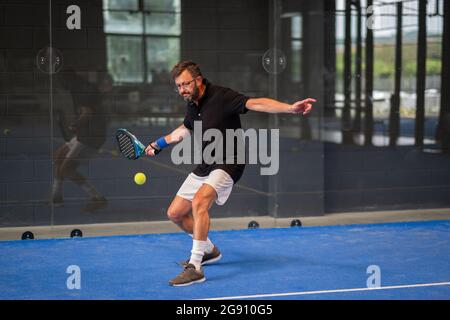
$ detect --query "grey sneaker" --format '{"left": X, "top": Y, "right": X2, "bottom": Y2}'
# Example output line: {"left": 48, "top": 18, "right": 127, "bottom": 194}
{"left": 180, "top": 246, "right": 222, "bottom": 267}
{"left": 169, "top": 263, "right": 206, "bottom": 287}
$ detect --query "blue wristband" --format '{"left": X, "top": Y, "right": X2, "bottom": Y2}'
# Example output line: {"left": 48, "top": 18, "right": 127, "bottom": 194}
{"left": 156, "top": 137, "right": 169, "bottom": 149}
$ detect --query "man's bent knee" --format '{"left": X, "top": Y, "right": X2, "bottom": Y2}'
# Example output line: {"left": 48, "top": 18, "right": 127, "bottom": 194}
{"left": 167, "top": 197, "right": 191, "bottom": 222}
{"left": 167, "top": 207, "right": 185, "bottom": 223}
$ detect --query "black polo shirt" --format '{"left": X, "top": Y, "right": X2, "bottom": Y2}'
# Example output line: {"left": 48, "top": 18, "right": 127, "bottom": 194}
{"left": 183, "top": 79, "right": 250, "bottom": 183}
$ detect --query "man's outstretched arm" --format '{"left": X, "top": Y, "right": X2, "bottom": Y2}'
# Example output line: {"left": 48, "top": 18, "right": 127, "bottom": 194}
{"left": 245, "top": 97, "right": 316, "bottom": 115}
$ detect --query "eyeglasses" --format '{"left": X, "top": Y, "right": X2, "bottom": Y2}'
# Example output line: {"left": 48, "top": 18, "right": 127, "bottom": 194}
{"left": 174, "top": 79, "right": 196, "bottom": 92}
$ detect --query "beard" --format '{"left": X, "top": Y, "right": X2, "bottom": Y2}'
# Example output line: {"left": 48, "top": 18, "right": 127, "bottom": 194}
{"left": 182, "top": 83, "right": 200, "bottom": 102}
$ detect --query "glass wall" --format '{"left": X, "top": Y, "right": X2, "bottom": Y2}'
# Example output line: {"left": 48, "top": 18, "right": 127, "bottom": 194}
{"left": 0, "top": 2, "right": 52, "bottom": 227}
{"left": 0, "top": 0, "right": 449, "bottom": 237}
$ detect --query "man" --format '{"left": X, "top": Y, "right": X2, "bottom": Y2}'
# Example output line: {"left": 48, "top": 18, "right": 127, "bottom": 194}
{"left": 145, "top": 61, "right": 315, "bottom": 286}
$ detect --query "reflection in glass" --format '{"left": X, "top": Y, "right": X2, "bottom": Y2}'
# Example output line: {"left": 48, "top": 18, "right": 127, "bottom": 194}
{"left": 103, "top": 0, "right": 181, "bottom": 83}
{"left": 103, "top": 11, "right": 143, "bottom": 34}
{"left": 106, "top": 36, "right": 143, "bottom": 83}
{"left": 144, "top": 0, "right": 180, "bottom": 12}
{"left": 290, "top": 15, "right": 302, "bottom": 83}
{"left": 145, "top": 12, "right": 181, "bottom": 36}
{"left": 103, "top": 0, "right": 138, "bottom": 11}
{"left": 146, "top": 37, "right": 180, "bottom": 82}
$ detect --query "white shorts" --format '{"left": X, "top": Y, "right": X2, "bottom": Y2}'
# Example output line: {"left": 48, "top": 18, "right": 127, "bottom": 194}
{"left": 176, "top": 169, "right": 234, "bottom": 205}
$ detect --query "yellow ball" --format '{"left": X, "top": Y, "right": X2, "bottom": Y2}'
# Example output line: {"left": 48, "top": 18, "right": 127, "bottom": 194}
{"left": 134, "top": 172, "right": 146, "bottom": 185}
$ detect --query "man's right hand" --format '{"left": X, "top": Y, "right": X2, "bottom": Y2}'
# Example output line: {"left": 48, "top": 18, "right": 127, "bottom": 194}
{"left": 145, "top": 142, "right": 161, "bottom": 157}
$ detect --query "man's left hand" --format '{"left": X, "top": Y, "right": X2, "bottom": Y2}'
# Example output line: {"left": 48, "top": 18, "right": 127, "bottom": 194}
{"left": 290, "top": 98, "right": 316, "bottom": 115}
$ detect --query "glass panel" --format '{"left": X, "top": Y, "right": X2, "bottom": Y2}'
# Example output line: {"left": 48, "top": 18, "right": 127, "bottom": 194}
{"left": 144, "top": 0, "right": 180, "bottom": 12}
{"left": 103, "top": 11, "right": 143, "bottom": 34}
{"left": 273, "top": 1, "right": 324, "bottom": 222}
{"left": 145, "top": 12, "right": 181, "bottom": 35}
{"left": 0, "top": 0, "right": 447, "bottom": 242}
{"left": 291, "top": 15, "right": 302, "bottom": 39}
{"left": 146, "top": 37, "right": 180, "bottom": 82}
{"left": 107, "top": 36, "right": 143, "bottom": 83}
{"left": 290, "top": 13, "right": 302, "bottom": 83}
{"left": 291, "top": 40, "right": 302, "bottom": 82}
{"left": 425, "top": 0, "right": 443, "bottom": 138}
{"left": 1, "top": 1, "right": 52, "bottom": 230}
{"left": 103, "top": 0, "right": 138, "bottom": 11}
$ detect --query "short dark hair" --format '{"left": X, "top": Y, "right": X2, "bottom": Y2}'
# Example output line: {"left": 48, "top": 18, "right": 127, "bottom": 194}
{"left": 171, "top": 60, "right": 203, "bottom": 79}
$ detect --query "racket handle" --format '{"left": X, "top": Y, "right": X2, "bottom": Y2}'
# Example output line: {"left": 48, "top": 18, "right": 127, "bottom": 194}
{"left": 148, "top": 142, "right": 161, "bottom": 155}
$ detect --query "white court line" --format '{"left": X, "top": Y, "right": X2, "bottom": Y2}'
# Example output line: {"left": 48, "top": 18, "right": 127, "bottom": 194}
{"left": 200, "top": 281, "right": 450, "bottom": 300}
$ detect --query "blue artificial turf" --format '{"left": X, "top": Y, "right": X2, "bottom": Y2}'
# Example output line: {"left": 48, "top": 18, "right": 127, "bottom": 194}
{"left": 0, "top": 220, "right": 449, "bottom": 300}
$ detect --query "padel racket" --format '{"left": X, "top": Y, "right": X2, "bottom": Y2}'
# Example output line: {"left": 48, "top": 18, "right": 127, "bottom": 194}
{"left": 115, "top": 128, "right": 160, "bottom": 160}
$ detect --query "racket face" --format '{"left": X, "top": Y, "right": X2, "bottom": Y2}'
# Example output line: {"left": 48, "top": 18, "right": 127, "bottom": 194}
{"left": 115, "top": 129, "right": 145, "bottom": 160}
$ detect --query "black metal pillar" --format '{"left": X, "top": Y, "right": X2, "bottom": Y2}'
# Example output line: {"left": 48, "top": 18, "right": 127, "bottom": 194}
{"left": 389, "top": 1, "right": 403, "bottom": 147}
{"left": 353, "top": 0, "right": 363, "bottom": 134}
{"left": 324, "top": 0, "right": 336, "bottom": 119}
{"left": 342, "top": 0, "right": 353, "bottom": 144}
{"left": 364, "top": 0, "right": 374, "bottom": 146}
{"left": 415, "top": 0, "right": 427, "bottom": 148}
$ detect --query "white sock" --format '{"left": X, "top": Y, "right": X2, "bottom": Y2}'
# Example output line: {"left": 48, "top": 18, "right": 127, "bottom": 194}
{"left": 189, "top": 234, "right": 214, "bottom": 253}
{"left": 189, "top": 240, "right": 209, "bottom": 270}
